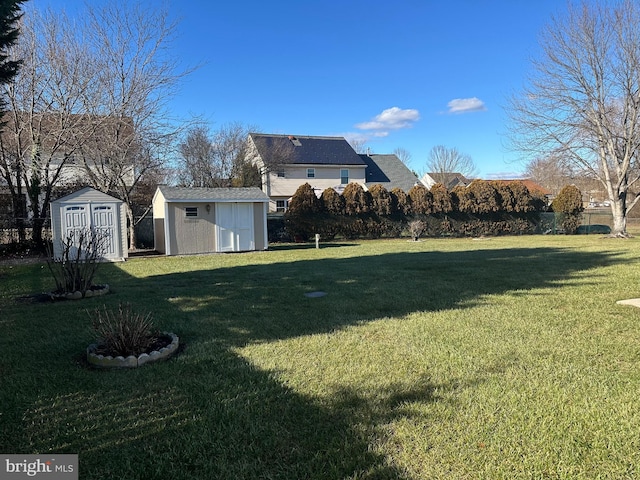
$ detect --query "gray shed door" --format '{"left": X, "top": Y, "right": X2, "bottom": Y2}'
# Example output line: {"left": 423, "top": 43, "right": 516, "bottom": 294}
{"left": 216, "top": 203, "right": 254, "bottom": 252}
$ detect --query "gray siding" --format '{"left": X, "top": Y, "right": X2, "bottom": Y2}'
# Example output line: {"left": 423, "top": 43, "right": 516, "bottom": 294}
{"left": 168, "top": 202, "right": 216, "bottom": 255}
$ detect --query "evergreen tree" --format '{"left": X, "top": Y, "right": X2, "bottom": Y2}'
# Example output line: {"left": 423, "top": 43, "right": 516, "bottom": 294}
{"left": 0, "top": 0, "right": 25, "bottom": 122}
{"left": 368, "top": 184, "right": 392, "bottom": 216}
{"left": 408, "top": 184, "right": 432, "bottom": 215}
{"left": 430, "top": 183, "right": 453, "bottom": 213}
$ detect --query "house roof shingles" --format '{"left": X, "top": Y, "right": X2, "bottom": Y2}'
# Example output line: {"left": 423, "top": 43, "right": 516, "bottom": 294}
{"left": 361, "top": 154, "right": 422, "bottom": 193}
{"left": 250, "top": 133, "right": 366, "bottom": 166}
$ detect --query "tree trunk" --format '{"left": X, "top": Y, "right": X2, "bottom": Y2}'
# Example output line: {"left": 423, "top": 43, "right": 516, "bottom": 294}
{"left": 126, "top": 203, "right": 136, "bottom": 251}
{"left": 31, "top": 215, "right": 45, "bottom": 248}
{"left": 610, "top": 198, "right": 627, "bottom": 236}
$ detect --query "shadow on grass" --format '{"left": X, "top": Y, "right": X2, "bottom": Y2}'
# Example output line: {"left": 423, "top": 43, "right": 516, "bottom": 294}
{"left": 144, "top": 247, "right": 624, "bottom": 344}
{"left": 0, "top": 245, "right": 626, "bottom": 479}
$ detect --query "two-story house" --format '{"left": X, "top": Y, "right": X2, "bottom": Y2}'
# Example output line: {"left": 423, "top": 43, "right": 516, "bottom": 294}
{"left": 248, "top": 133, "right": 422, "bottom": 212}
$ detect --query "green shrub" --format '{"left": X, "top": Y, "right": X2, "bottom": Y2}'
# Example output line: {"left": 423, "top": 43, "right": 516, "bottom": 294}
{"left": 551, "top": 185, "right": 584, "bottom": 234}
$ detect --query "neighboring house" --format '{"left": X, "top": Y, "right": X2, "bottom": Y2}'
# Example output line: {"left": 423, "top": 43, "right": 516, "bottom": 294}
{"left": 248, "top": 133, "right": 424, "bottom": 212}
{"left": 50, "top": 187, "right": 128, "bottom": 261}
{"left": 361, "top": 154, "right": 424, "bottom": 193}
{"left": 248, "top": 133, "right": 368, "bottom": 212}
{"left": 421, "top": 172, "right": 473, "bottom": 190}
{"left": 152, "top": 186, "right": 270, "bottom": 255}
{"left": 2, "top": 112, "right": 136, "bottom": 187}
{"left": 0, "top": 113, "right": 136, "bottom": 224}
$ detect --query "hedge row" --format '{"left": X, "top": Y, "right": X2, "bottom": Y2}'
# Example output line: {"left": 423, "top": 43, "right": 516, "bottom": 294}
{"left": 281, "top": 180, "right": 548, "bottom": 241}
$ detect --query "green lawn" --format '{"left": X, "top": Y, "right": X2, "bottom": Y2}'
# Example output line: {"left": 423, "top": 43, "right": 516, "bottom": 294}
{"left": 1, "top": 235, "right": 640, "bottom": 479}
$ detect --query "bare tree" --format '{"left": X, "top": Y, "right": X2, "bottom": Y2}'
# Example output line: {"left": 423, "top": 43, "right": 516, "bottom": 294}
{"left": 347, "top": 137, "right": 369, "bottom": 154}
{"left": 178, "top": 122, "right": 257, "bottom": 188}
{"left": 508, "top": 0, "right": 640, "bottom": 236}
{"left": 424, "top": 145, "right": 477, "bottom": 184}
{"left": 177, "top": 125, "right": 215, "bottom": 187}
{"left": 77, "top": 1, "right": 190, "bottom": 249}
{"left": 0, "top": 8, "right": 99, "bottom": 246}
{"left": 393, "top": 147, "right": 412, "bottom": 165}
{"left": 0, "top": 2, "right": 191, "bottom": 249}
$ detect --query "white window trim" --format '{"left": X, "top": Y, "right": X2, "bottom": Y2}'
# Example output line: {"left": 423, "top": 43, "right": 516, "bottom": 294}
{"left": 341, "top": 168, "right": 349, "bottom": 184}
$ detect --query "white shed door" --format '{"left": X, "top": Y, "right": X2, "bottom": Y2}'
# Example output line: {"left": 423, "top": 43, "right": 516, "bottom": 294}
{"left": 64, "top": 205, "right": 88, "bottom": 238}
{"left": 217, "top": 203, "right": 235, "bottom": 252}
{"left": 216, "top": 203, "right": 254, "bottom": 252}
{"left": 62, "top": 203, "right": 119, "bottom": 260}
{"left": 63, "top": 205, "right": 89, "bottom": 260}
{"left": 92, "top": 204, "right": 117, "bottom": 258}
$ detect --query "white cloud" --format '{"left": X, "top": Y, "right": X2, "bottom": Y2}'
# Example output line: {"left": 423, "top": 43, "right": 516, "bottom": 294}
{"left": 447, "top": 97, "right": 487, "bottom": 114}
{"left": 355, "top": 107, "right": 420, "bottom": 131}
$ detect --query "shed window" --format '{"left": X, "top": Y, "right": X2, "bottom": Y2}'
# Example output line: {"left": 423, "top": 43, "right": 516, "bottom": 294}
{"left": 185, "top": 207, "right": 198, "bottom": 217}
{"left": 341, "top": 169, "right": 349, "bottom": 184}
{"left": 307, "top": 168, "right": 315, "bottom": 178}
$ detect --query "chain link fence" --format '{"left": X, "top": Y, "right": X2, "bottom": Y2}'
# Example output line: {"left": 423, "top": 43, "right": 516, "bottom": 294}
{"left": 0, "top": 215, "right": 154, "bottom": 249}
{"left": 539, "top": 211, "right": 621, "bottom": 234}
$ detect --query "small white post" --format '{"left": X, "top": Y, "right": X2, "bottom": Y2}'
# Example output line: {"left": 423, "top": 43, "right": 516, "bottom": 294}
{"left": 315, "top": 233, "right": 320, "bottom": 249}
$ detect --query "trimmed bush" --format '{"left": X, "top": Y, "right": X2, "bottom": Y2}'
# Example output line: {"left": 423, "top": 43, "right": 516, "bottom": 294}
{"left": 391, "top": 188, "right": 411, "bottom": 215}
{"left": 369, "top": 184, "right": 393, "bottom": 216}
{"left": 468, "top": 180, "right": 500, "bottom": 214}
{"left": 551, "top": 185, "right": 584, "bottom": 234}
{"left": 431, "top": 183, "right": 453, "bottom": 213}
{"left": 321, "top": 187, "right": 345, "bottom": 215}
{"left": 343, "top": 183, "right": 372, "bottom": 215}
{"left": 408, "top": 184, "right": 432, "bottom": 214}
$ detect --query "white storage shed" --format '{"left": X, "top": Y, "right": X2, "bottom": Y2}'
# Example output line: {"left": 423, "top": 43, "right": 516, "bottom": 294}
{"left": 50, "top": 187, "right": 128, "bottom": 261}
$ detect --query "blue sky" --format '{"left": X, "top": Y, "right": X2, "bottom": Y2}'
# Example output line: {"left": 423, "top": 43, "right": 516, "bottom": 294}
{"left": 39, "top": 1, "right": 569, "bottom": 178}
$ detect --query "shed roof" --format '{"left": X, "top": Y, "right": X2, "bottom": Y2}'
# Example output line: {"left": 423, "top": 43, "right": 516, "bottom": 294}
{"left": 156, "top": 186, "right": 270, "bottom": 203}
{"left": 51, "top": 186, "right": 123, "bottom": 204}
{"left": 250, "top": 133, "right": 366, "bottom": 166}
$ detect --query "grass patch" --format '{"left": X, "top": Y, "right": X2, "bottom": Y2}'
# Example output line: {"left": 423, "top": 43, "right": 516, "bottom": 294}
{"left": 2, "top": 235, "right": 640, "bottom": 478}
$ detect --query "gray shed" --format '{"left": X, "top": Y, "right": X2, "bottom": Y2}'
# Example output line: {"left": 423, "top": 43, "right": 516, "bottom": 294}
{"left": 152, "top": 186, "right": 270, "bottom": 255}
{"left": 50, "top": 187, "right": 128, "bottom": 261}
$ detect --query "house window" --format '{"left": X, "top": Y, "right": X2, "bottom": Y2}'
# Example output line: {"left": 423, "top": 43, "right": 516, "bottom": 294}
{"left": 276, "top": 168, "right": 285, "bottom": 178}
{"left": 276, "top": 200, "right": 288, "bottom": 213}
{"left": 307, "top": 168, "right": 315, "bottom": 178}
{"left": 185, "top": 206, "right": 198, "bottom": 217}
{"left": 341, "top": 169, "right": 349, "bottom": 184}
